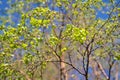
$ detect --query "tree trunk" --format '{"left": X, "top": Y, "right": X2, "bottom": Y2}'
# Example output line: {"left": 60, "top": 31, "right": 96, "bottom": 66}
{"left": 115, "top": 63, "right": 118, "bottom": 80}
{"left": 60, "top": 55, "right": 68, "bottom": 80}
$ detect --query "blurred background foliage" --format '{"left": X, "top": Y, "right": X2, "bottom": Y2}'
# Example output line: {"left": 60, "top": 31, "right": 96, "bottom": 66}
{"left": 0, "top": 0, "right": 120, "bottom": 80}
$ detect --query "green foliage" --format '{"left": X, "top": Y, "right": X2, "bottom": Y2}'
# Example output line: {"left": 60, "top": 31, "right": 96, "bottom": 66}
{"left": 49, "top": 35, "right": 60, "bottom": 46}
{"left": 64, "top": 24, "right": 88, "bottom": 43}
{"left": 23, "top": 53, "right": 34, "bottom": 64}
{"left": 30, "top": 17, "right": 50, "bottom": 27}
{"left": 0, "top": 0, "right": 120, "bottom": 80}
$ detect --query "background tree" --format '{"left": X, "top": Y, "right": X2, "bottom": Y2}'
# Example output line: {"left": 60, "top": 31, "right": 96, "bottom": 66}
{"left": 0, "top": 0, "right": 120, "bottom": 80}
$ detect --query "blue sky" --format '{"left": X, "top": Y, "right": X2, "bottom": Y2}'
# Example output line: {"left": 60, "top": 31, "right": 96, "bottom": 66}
{"left": 0, "top": 0, "right": 112, "bottom": 18}
{"left": 0, "top": 0, "right": 9, "bottom": 16}
{"left": 1, "top": 0, "right": 118, "bottom": 25}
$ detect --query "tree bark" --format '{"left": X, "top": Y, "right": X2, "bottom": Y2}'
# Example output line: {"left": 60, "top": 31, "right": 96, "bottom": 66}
{"left": 115, "top": 63, "right": 118, "bottom": 80}
{"left": 60, "top": 55, "right": 68, "bottom": 80}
